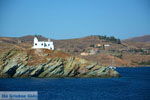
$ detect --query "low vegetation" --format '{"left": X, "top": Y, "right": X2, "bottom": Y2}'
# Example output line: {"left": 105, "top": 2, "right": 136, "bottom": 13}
{"left": 97, "top": 35, "right": 121, "bottom": 44}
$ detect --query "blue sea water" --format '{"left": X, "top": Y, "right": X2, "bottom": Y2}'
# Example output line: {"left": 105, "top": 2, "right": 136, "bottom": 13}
{"left": 0, "top": 67, "right": 150, "bottom": 100}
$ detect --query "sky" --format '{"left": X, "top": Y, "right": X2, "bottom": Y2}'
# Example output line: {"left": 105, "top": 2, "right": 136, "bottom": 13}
{"left": 0, "top": 0, "right": 150, "bottom": 39}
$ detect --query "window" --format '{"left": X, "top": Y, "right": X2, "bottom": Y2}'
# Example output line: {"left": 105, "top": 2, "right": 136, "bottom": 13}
{"left": 41, "top": 43, "right": 43, "bottom": 46}
{"left": 44, "top": 43, "right": 47, "bottom": 47}
{"left": 48, "top": 44, "right": 50, "bottom": 46}
{"left": 35, "top": 43, "right": 37, "bottom": 45}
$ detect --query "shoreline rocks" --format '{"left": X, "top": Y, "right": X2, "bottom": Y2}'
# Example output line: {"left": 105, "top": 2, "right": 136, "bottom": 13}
{"left": 0, "top": 49, "right": 120, "bottom": 78}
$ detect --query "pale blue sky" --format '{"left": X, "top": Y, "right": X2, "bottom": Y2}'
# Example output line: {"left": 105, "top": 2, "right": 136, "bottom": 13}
{"left": 0, "top": 0, "right": 150, "bottom": 39}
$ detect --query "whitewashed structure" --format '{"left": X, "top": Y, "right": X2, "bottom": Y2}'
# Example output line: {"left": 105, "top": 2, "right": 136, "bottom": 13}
{"left": 104, "top": 44, "right": 110, "bottom": 47}
{"left": 32, "top": 37, "right": 54, "bottom": 50}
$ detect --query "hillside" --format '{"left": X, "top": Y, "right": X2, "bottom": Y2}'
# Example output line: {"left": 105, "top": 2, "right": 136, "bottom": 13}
{"left": 124, "top": 35, "right": 150, "bottom": 42}
{"left": 123, "top": 35, "right": 150, "bottom": 50}
{"left": 54, "top": 35, "right": 122, "bottom": 53}
{"left": 0, "top": 35, "right": 150, "bottom": 67}
{"left": 54, "top": 35, "right": 150, "bottom": 66}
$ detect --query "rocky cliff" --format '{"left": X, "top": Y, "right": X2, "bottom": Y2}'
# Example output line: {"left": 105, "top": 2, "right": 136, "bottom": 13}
{"left": 0, "top": 48, "right": 119, "bottom": 78}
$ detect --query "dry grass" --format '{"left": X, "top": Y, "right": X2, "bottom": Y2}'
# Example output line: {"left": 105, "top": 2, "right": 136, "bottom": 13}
{"left": 26, "top": 49, "right": 70, "bottom": 66}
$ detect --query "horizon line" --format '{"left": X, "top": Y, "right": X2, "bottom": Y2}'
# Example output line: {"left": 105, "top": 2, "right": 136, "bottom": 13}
{"left": 0, "top": 33, "right": 150, "bottom": 40}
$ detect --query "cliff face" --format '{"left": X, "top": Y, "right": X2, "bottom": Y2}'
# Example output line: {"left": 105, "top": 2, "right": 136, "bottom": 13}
{"left": 0, "top": 48, "right": 119, "bottom": 78}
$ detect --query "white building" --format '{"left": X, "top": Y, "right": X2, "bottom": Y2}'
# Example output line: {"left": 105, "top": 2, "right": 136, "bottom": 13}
{"left": 104, "top": 44, "right": 110, "bottom": 47}
{"left": 32, "top": 37, "right": 54, "bottom": 50}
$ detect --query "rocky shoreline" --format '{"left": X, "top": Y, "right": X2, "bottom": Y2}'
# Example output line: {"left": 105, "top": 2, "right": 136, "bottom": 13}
{"left": 0, "top": 48, "right": 120, "bottom": 78}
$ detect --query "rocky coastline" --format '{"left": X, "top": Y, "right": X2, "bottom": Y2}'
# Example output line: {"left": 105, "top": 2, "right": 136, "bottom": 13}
{"left": 0, "top": 48, "right": 120, "bottom": 78}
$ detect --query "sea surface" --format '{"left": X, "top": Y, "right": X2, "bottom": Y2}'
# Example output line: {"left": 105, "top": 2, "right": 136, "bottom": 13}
{"left": 0, "top": 67, "right": 150, "bottom": 100}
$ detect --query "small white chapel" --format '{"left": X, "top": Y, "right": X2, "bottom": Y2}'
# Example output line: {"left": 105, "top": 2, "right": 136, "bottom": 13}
{"left": 32, "top": 36, "right": 54, "bottom": 50}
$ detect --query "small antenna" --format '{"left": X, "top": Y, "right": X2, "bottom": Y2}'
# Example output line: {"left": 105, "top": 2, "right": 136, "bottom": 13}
{"left": 48, "top": 32, "right": 52, "bottom": 41}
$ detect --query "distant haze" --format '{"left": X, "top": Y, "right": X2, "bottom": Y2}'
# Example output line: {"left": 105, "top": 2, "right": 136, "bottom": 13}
{"left": 0, "top": 0, "right": 150, "bottom": 39}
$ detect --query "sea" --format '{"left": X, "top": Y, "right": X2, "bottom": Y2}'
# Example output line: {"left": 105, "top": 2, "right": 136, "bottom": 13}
{"left": 0, "top": 67, "right": 150, "bottom": 100}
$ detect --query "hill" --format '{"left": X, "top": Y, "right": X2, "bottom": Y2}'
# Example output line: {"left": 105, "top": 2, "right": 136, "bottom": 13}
{"left": 123, "top": 35, "right": 150, "bottom": 50}
{"left": 124, "top": 35, "right": 150, "bottom": 42}
{"left": 54, "top": 36, "right": 122, "bottom": 54}
{"left": 0, "top": 35, "right": 150, "bottom": 67}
